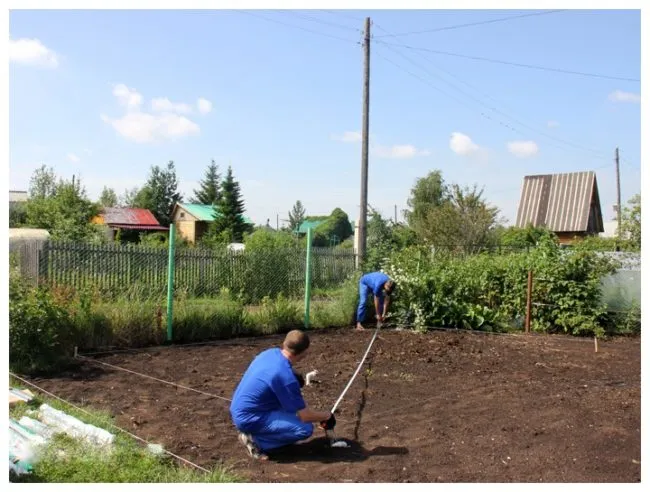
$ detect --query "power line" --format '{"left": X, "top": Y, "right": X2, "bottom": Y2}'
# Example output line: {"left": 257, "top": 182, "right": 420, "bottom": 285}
{"left": 282, "top": 10, "right": 361, "bottom": 32}
{"left": 232, "top": 9, "right": 360, "bottom": 44}
{"left": 374, "top": 10, "right": 567, "bottom": 38}
{"left": 376, "top": 38, "right": 614, "bottom": 160}
{"left": 374, "top": 39, "right": 640, "bottom": 82}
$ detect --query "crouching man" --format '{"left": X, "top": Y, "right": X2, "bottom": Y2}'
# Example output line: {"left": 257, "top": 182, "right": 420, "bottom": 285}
{"left": 229, "top": 330, "right": 336, "bottom": 460}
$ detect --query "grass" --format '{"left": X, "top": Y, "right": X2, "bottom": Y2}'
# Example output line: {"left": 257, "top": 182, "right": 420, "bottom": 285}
{"left": 9, "top": 378, "right": 239, "bottom": 483}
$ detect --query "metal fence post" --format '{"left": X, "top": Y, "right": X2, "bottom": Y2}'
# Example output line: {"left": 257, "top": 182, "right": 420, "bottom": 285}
{"left": 166, "top": 224, "right": 176, "bottom": 342}
{"left": 304, "top": 228, "right": 313, "bottom": 329}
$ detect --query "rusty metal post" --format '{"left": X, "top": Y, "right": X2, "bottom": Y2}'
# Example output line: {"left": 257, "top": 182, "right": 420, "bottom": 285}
{"left": 525, "top": 270, "right": 533, "bottom": 333}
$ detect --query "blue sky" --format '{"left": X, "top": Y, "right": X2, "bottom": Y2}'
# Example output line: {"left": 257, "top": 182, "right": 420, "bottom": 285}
{"left": 9, "top": 9, "right": 641, "bottom": 227}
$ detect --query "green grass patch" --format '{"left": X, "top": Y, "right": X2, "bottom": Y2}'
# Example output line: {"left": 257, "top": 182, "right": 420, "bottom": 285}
{"left": 9, "top": 379, "right": 239, "bottom": 483}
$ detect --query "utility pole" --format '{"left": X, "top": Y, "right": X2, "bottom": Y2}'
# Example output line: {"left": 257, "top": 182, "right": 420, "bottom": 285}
{"left": 615, "top": 147, "right": 622, "bottom": 239}
{"left": 358, "top": 16, "right": 371, "bottom": 267}
{"left": 394, "top": 204, "right": 398, "bottom": 224}
{"left": 277, "top": 214, "right": 279, "bottom": 231}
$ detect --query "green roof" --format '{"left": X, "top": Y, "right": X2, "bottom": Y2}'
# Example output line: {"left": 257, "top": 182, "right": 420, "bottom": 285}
{"left": 296, "top": 219, "right": 327, "bottom": 234}
{"left": 179, "top": 203, "right": 253, "bottom": 224}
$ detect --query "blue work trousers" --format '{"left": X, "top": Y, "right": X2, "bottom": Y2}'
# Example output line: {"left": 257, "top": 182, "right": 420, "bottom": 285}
{"left": 249, "top": 410, "right": 313, "bottom": 452}
{"left": 357, "top": 281, "right": 383, "bottom": 323}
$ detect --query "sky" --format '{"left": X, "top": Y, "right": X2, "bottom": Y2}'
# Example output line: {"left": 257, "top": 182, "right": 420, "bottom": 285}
{"left": 9, "top": 8, "right": 642, "bottom": 228}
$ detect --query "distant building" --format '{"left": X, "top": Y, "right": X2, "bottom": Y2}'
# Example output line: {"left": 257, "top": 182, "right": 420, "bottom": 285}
{"left": 92, "top": 207, "right": 168, "bottom": 241}
{"left": 9, "top": 190, "right": 28, "bottom": 211}
{"left": 515, "top": 171, "right": 604, "bottom": 244}
{"left": 171, "top": 203, "right": 253, "bottom": 244}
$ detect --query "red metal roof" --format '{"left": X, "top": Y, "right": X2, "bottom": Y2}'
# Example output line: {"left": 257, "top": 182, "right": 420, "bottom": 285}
{"left": 108, "top": 224, "right": 169, "bottom": 231}
{"left": 101, "top": 208, "right": 165, "bottom": 227}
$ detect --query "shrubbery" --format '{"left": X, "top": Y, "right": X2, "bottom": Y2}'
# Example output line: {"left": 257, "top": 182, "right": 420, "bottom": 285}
{"left": 383, "top": 235, "right": 618, "bottom": 336}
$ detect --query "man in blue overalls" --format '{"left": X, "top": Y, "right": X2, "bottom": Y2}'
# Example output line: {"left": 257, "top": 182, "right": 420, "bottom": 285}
{"left": 356, "top": 271, "right": 396, "bottom": 331}
{"left": 230, "top": 330, "right": 336, "bottom": 460}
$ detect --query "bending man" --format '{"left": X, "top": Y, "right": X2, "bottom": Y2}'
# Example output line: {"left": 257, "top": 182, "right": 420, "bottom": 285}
{"left": 230, "top": 330, "right": 336, "bottom": 460}
{"left": 356, "top": 271, "right": 395, "bottom": 331}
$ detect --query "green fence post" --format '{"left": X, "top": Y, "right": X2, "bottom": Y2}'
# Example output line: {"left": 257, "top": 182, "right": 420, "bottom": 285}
{"left": 166, "top": 224, "right": 176, "bottom": 342}
{"left": 304, "top": 228, "right": 313, "bottom": 329}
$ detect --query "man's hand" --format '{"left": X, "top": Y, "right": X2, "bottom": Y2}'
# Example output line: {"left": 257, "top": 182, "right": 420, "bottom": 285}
{"left": 319, "top": 413, "right": 336, "bottom": 431}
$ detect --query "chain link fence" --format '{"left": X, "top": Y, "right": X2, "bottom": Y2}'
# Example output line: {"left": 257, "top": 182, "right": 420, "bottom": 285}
{"left": 36, "top": 241, "right": 357, "bottom": 303}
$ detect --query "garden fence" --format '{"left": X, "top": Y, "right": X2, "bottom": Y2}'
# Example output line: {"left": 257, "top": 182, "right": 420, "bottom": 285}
{"left": 37, "top": 240, "right": 357, "bottom": 304}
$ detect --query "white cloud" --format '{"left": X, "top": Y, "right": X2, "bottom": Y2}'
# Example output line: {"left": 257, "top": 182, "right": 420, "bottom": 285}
{"left": 449, "top": 132, "right": 480, "bottom": 156}
{"left": 102, "top": 112, "right": 200, "bottom": 144}
{"left": 67, "top": 153, "right": 80, "bottom": 163}
{"left": 547, "top": 120, "right": 560, "bottom": 128}
{"left": 9, "top": 36, "right": 59, "bottom": 68}
{"left": 507, "top": 140, "right": 539, "bottom": 158}
{"left": 197, "top": 98, "right": 213, "bottom": 114}
{"left": 608, "top": 90, "right": 641, "bottom": 104}
{"left": 151, "top": 97, "right": 193, "bottom": 114}
{"left": 113, "top": 83, "right": 143, "bottom": 111}
{"left": 102, "top": 84, "right": 202, "bottom": 143}
{"left": 331, "top": 131, "right": 362, "bottom": 143}
{"left": 372, "top": 144, "right": 431, "bottom": 159}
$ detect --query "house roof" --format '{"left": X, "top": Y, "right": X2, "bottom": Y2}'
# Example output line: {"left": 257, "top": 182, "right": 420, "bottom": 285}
{"left": 296, "top": 219, "right": 327, "bottom": 234}
{"left": 174, "top": 203, "right": 253, "bottom": 224}
{"left": 9, "top": 190, "right": 28, "bottom": 203}
{"left": 515, "top": 171, "right": 603, "bottom": 233}
{"left": 100, "top": 208, "right": 168, "bottom": 230}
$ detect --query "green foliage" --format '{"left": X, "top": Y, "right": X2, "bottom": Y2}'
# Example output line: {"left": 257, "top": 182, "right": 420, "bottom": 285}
{"left": 499, "top": 225, "right": 555, "bottom": 249}
{"left": 25, "top": 170, "right": 103, "bottom": 243}
{"left": 312, "top": 208, "right": 353, "bottom": 247}
{"left": 254, "top": 294, "right": 302, "bottom": 334}
{"left": 210, "top": 166, "right": 252, "bottom": 243}
{"left": 621, "top": 193, "right": 640, "bottom": 249}
{"left": 9, "top": 393, "right": 238, "bottom": 483}
{"left": 192, "top": 159, "right": 221, "bottom": 205}
{"left": 132, "top": 161, "right": 182, "bottom": 227}
{"left": 404, "top": 170, "right": 501, "bottom": 252}
{"left": 384, "top": 236, "right": 618, "bottom": 336}
{"left": 10, "top": 203, "right": 28, "bottom": 227}
{"left": 9, "top": 273, "right": 78, "bottom": 374}
{"left": 288, "top": 200, "right": 306, "bottom": 232}
{"left": 99, "top": 187, "right": 118, "bottom": 208}
{"left": 365, "top": 208, "right": 418, "bottom": 271}
{"left": 577, "top": 235, "right": 638, "bottom": 252}
{"left": 311, "top": 272, "right": 361, "bottom": 328}
{"left": 244, "top": 229, "right": 299, "bottom": 250}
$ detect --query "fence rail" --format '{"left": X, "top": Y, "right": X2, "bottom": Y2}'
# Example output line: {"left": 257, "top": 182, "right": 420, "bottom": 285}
{"left": 37, "top": 241, "right": 357, "bottom": 302}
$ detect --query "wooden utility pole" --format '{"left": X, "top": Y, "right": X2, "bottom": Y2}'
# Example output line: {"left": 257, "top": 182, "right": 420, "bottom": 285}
{"left": 615, "top": 147, "right": 622, "bottom": 239}
{"left": 394, "top": 204, "right": 398, "bottom": 224}
{"left": 358, "top": 17, "right": 371, "bottom": 266}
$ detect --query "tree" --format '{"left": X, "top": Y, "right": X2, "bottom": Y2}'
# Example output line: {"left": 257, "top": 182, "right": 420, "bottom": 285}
{"left": 312, "top": 208, "right": 354, "bottom": 247}
{"left": 28, "top": 165, "right": 58, "bottom": 199}
{"left": 208, "top": 166, "right": 251, "bottom": 243}
{"left": 25, "top": 170, "right": 102, "bottom": 242}
{"left": 621, "top": 193, "right": 640, "bottom": 249}
{"left": 99, "top": 186, "right": 118, "bottom": 208}
{"left": 192, "top": 160, "right": 221, "bottom": 205}
{"left": 405, "top": 171, "right": 501, "bottom": 252}
{"left": 288, "top": 200, "right": 306, "bottom": 232}
{"left": 405, "top": 170, "right": 446, "bottom": 233}
{"left": 132, "top": 161, "right": 182, "bottom": 227}
{"left": 120, "top": 187, "right": 141, "bottom": 207}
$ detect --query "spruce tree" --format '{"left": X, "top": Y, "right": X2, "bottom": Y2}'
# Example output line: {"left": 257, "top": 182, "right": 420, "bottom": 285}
{"left": 211, "top": 166, "right": 250, "bottom": 242}
{"left": 192, "top": 159, "right": 221, "bottom": 205}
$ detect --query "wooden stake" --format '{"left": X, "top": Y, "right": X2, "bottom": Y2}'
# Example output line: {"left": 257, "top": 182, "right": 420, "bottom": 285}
{"left": 74, "top": 346, "right": 78, "bottom": 358}
{"left": 525, "top": 270, "right": 533, "bottom": 333}
{"left": 594, "top": 336, "right": 598, "bottom": 353}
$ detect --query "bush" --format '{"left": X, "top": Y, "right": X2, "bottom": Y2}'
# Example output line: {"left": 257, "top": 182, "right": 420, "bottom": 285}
{"left": 250, "top": 294, "right": 302, "bottom": 334}
{"left": 383, "top": 236, "right": 618, "bottom": 336}
{"left": 311, "top": 272, "right": 360, "bottom": 328}
{"left": 9, "top": 274, "right": 78, "bottom": 374}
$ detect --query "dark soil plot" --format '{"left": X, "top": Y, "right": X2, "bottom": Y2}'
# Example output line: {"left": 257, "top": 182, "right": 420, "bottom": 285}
{"left": 29, "top": 329, "right": 640, "bottom": 483}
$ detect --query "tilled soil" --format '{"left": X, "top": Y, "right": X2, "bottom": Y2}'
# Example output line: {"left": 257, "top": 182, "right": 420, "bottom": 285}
{"left": 29, "top": 329, "right": 640, "bottom": 482}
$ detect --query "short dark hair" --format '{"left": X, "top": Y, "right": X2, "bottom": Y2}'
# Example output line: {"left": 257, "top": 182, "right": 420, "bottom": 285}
{"left": 384, "top": 280, "right": 396, "bottom": 295}
{"left": 283, "top": 330, "right": 310, "bottom": 355}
